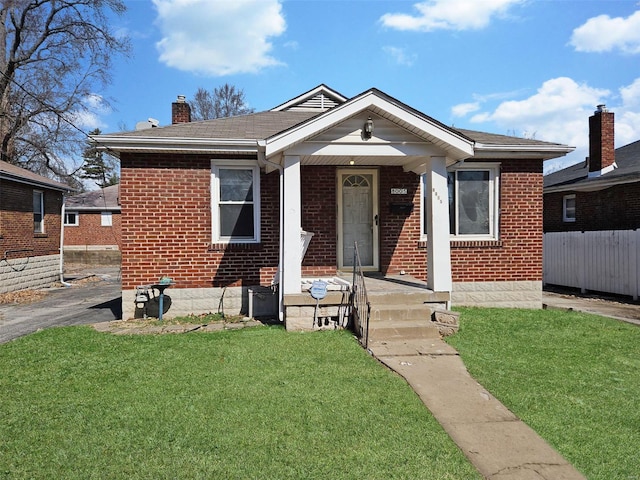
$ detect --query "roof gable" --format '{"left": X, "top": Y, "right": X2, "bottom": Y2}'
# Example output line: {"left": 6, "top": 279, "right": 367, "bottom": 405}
{"left": 265, "top": 88, "right": 475, "bottom": 161}
{"left": 270, "top": 84, "right": 347, "bottom": 112}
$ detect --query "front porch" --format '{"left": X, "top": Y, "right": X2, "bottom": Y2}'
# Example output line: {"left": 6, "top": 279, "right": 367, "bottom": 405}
{"left": 284, "top": 272, "right": 457, "bottom": 341}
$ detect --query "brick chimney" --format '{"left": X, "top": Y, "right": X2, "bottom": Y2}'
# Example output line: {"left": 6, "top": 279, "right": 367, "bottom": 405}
{"left": 171, "top": 95, "right": 191, "bottom": 124}
{"left": 588, "top": 104, "right": 615, "bottom": 175}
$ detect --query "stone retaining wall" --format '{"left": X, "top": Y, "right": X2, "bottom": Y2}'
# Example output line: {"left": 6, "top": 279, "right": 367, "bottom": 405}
{"left": 0, "top": 254, "right": 60, "bottom": 294}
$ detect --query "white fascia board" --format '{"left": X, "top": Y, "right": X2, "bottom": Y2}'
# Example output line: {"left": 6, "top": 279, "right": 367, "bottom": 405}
{"left": 474, "top": 143, "right": 575, "bottom": 160}
{"left": 265, "top": 91, "right": 474, "bottom": 159}
{"left": 67, "top": 206, "right": 121, "bottom": 212}
{"left": 93, "top": 136, "right": 259, "bottom": 155}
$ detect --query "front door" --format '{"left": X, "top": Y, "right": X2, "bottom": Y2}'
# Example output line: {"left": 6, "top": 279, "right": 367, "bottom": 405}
{"left": 338, "top": 169, "right": 379, "bottom": 270}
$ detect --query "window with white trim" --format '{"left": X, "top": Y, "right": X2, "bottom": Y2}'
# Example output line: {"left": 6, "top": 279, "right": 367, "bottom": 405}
{"left": 563, "top": 194, "right": 576, "bottom": 222}
{"left": 211, "top": 161, "right": 260, "bottom": 243}
{"left": 448, "top": 164, "right": 500, "bottom": 239}
{"left": 33, "top": 190, "right": 44, "bottom": 233}
{"left": 101, "top": 211, "right": 113, "bottom": 226}
{"left": 64, "top": 211, "right": 79, "bottom": 226}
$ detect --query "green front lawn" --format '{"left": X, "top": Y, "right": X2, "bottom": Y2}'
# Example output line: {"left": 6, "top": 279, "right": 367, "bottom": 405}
{"left": 448, "top": 307, "right": 640, "bottom": 480}
{"left": 0, "top": 326, "right": 479, "bottom": 479}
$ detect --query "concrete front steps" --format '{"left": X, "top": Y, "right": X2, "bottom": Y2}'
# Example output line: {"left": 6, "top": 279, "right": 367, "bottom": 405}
{"left": 367, "top": 291, "right": 458, "bottom": 343}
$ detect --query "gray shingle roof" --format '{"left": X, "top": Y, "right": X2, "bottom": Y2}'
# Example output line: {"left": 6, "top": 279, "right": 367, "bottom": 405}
{"left": 0, "top": 160, "right": 73, "bottom": 192}
{"left": 544, "top": 139, "right": 640, "bottom": 189}
{"left": 116, "top": 111, "right": 320, "bottom": 140}
{"left": 66, "top": 184, "right": 120, "bottom": 210}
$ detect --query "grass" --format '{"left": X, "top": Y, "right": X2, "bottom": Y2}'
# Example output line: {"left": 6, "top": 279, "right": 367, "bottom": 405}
{"left": 447, "top": 307, "right": 640, "bottom": 480}
{"left": 0, "top": 326, "right": 479, "bottom": 479}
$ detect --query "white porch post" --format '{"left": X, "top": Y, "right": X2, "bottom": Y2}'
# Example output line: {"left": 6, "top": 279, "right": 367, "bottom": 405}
{"left": 282, "top": 155, "right": 302, "bottom": 294}
{"left": 425, "top": 156, "right": 452, "bottom": 293}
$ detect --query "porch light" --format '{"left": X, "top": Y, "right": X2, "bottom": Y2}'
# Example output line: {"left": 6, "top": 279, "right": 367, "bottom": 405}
{"left": 363, "top": 116, "right": 374, "bottom": 139}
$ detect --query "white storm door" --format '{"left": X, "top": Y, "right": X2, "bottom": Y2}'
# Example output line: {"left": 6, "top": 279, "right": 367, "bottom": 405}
{"left": 338, "top": 169, "right": 378, "bottom": 270}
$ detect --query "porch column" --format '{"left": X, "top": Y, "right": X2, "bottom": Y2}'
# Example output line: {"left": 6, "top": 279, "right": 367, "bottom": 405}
{"left": 425, "top": 156, "right": 452, "bottom": 292}
{"left": 282, "top": 155, "right": 302, "bottom": 294}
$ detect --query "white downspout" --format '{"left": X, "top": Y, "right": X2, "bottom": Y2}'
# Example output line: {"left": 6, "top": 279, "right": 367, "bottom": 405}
{"left": 257, "top": 141, "right": 284, "bottom": 322}
{"left": 59, "top": 195, "right": 72, "bottom": 287}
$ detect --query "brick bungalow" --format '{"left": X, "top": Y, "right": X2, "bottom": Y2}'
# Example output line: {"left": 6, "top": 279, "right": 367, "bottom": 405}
{"left": 64, "top": 184, "right": 121, "bottom": 265}
{"left": 94, "top": 85, "right": 573, "bottom": 325}
{"left": 0, "top": 160, "right": 74, "bottom": 293}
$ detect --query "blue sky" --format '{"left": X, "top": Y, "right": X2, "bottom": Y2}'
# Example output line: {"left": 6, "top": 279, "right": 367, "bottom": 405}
{"left": 87, "top": 0, "right": 640, "bottom": 173}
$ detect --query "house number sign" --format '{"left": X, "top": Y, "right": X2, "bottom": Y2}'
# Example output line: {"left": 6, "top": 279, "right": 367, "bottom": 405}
{"left": 391, "top": 188, "right": 407, "bottom": 195}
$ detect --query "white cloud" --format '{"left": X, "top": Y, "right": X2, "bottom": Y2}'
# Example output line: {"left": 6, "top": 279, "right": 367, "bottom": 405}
{"left": 380, "top": 0, "right": 523, "bottom": 32}
{"left": 67, "top": 94, "right": 110, "bottom": 131}
{"left": 382, "top": 46, "right": 417, "bottom": 66}
{"left": 570, "top": 10, "right": 640, "bottom": 54}
{"left": 457, "top": 76, "right": 640, "bottom": 172}
{"left": 452, "top": 102, "right": 480, "bottom": 117}
{"left": 153, "top": 0, "right": 286, "bottom": 76}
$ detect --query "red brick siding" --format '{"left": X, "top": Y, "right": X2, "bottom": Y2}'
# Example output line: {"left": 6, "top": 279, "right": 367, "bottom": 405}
{"left": 544, "top": 182, "right": 640, "bottom": 232}
{"left": 300, "top": 165, "right": 338, "bottom": 277}
{"left": 451, "top": 159, "right": 543, "bottom": 283}
{"left": 0, "top": 179, "right": 62, "bottom": 259}
{"left": 64, "top": 211, "right": 121, "bottom": 247}
{"left": 379, "top": 168, "right": 425, "bottom": 278}
{"left": 121, "top": 156, "right": 544, "bottom": 290}
{"left": 120, "top": 153, "right": 279, "bottom": 290}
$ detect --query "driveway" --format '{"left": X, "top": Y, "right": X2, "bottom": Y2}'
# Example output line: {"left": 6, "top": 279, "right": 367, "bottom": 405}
{"left": 0, "top": 266, "right": 121, "bottom": 344}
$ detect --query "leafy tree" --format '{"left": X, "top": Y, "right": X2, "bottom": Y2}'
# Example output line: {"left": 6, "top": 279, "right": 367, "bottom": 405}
{"left": 191, "top": 83, "right": 255, "bottom": 121}
{"left": 80, "top": 128, "right": 118, "bottom": 188}
{"left": 0, "top": 0, "right": 130, "bottom": 186}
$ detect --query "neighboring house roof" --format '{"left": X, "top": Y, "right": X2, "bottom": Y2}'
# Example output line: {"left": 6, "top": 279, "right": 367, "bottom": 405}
{"left": 66, "top": 184, "right": 120, "bottom": 211}
{"left": 544, "top": 139, "right": 640, "bottom": 193}
{"left": 93, "top": 85, "right": 573, "bottom": 164}
{"left": 0, "top": 160, "right": 74, "bottom": 192}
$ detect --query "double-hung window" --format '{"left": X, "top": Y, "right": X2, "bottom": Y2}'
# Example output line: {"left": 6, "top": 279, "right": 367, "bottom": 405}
{"left": 563, "top": 194, "right": 576, "bottom": 222}
{"left": 64, "top": 211, "right": 79, "bottom": 226}
{"left": 33, "top": 190, "right": 44, "bottom": 233}
{"left": 447, "top": 164, "right": 500, "bottom": 239}
{"left": 211, "top": 161, "right": 260, "bottom": 243}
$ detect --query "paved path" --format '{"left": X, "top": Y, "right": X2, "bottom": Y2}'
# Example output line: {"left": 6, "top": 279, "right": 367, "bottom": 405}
{"left": 369, "top": 338, "right": 586, "bottom": 480}
{"left": 0, "top": 268, "right": 121, "bottom": 344}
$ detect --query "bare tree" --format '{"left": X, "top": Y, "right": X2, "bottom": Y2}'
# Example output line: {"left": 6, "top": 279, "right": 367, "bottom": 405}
{"left": 0, "top": 0, "right": 129, "bottom": 185}
{"left": 191, "top": 83, "right": 255, "bottom": 121}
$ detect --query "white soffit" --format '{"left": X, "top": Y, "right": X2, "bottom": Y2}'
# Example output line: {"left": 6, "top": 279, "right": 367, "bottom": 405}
{"left": 265, "top": 91, "right": 474, "bottom": 161}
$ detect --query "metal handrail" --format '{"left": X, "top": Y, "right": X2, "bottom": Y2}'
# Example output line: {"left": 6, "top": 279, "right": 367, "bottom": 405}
{"left": 350, "top": 242, "right": 371, "bottom": 348}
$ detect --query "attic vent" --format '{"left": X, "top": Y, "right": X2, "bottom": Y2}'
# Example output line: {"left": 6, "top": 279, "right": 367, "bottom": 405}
{"left": 287, "top": 93, "right": 340, "bottom": 112}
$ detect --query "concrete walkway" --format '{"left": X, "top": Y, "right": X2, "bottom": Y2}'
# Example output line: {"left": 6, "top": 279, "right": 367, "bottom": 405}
{"left": 369, "top": 338, "right": 586, "bottom": 480}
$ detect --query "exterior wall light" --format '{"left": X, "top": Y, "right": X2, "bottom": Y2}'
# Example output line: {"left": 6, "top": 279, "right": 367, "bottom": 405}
{"left": 363, "top": 116, "right": 374, "bottom": 140}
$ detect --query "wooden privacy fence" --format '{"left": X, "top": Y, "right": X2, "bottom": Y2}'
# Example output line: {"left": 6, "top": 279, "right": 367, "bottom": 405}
{"left": 543, "top": 230, "right": 640, "bottom": 300}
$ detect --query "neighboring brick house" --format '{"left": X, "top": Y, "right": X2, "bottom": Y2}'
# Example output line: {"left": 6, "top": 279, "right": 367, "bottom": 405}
{"left": 94, "top": 85, "right": 573, "bottom": 323}
{"left": 63, "top": 184, "right": 121, "bottom": 264}
{"left": 544, "top": 105, "right": 640, "bottom": 232}
{"left": 0, "top": 160, "right": 73, "bottom": 293}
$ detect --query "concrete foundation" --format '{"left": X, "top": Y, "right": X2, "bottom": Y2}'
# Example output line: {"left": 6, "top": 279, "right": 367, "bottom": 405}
{"left": 122, "top": 285, "right": 278, "bottom": 320}
{"left": 64, "top": 246, "right": 121, "bottom": 265}
{"left": 452, "top": 280, "right": 542, "bottom": 309}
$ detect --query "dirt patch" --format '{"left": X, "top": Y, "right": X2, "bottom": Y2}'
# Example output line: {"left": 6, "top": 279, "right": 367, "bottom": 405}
{"left": 0, "top": 289, "right": 49, "bottom": 305}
